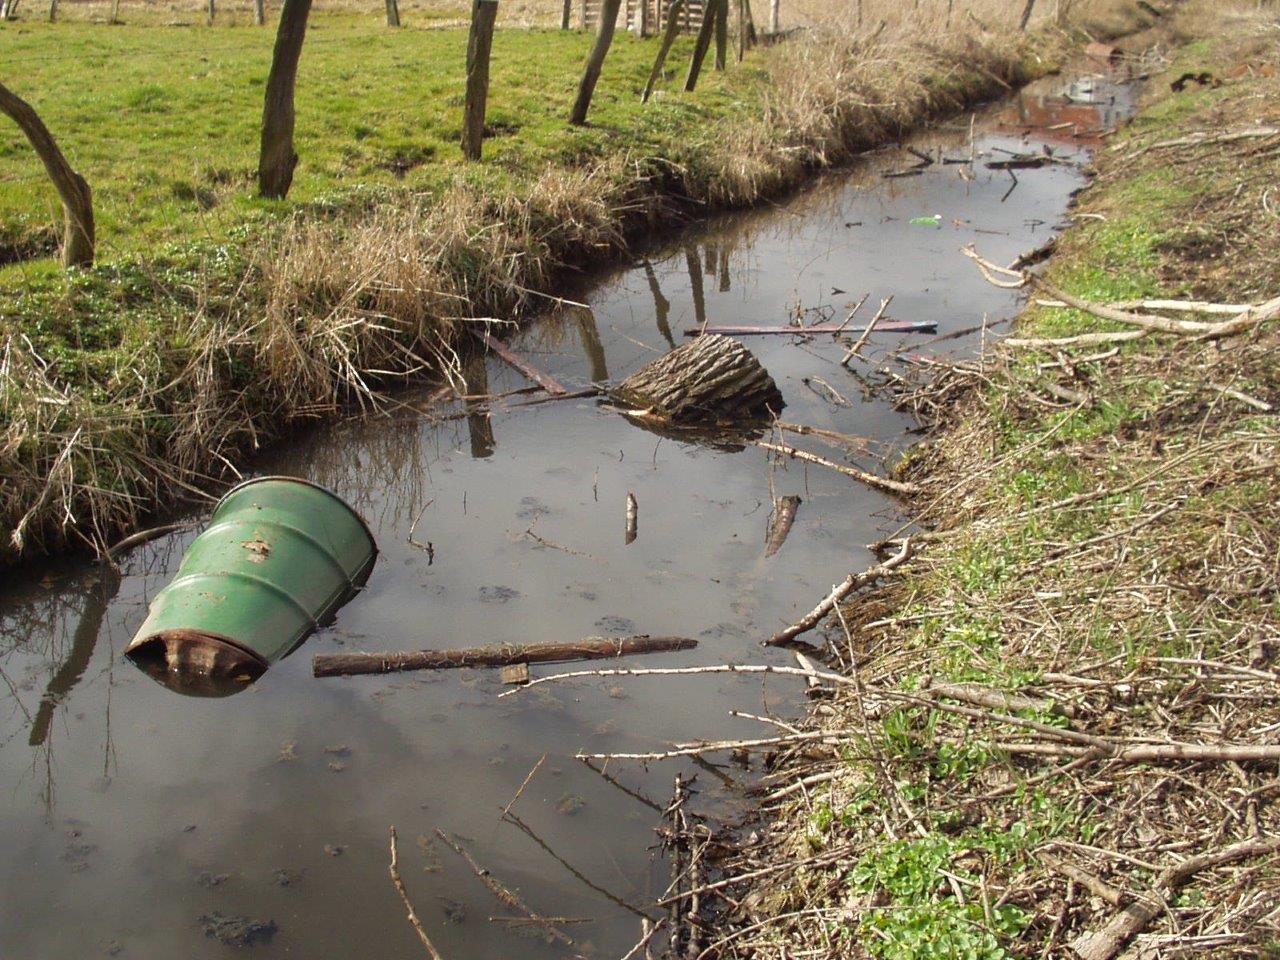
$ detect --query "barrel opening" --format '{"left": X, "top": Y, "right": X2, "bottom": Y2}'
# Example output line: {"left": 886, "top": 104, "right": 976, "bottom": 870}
{"left": 126, "top": 629, "right": 269, "bottom": 698}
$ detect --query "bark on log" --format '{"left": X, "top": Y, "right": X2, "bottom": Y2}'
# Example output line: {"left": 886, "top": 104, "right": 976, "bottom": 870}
{"left": 0, "top": 82, "right": 94, "bottom": 267}
{"left": 569, "top": 0, "right": 623, "bottom": 125}
{"left": 258, "top": 0, "right": 312, "bottom": 199}
{"left": 610, "top": 334, "right": 784, "bottom": 424}
{"left": 313, "top": 635, "right": 697, "bottom": 677}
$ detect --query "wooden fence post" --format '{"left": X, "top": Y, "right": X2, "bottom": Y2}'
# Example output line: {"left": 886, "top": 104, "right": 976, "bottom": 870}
{"left": 569, "top": 0, "right": 622, "bottom": 125}
{"left": 0, "top": 81, "right": 95, "bottom": 267}
{"left": 254, "top": 0, "right": 265, "bottom": 24}
{"left": 683, "top": 0, "right": 719, "bottom": 91}
{"left": 561, "top": 0, "right": 571, "bottom": 28}
{"left": 257, "top": 0, "right": 313, "bottom": 199}
{"left": 385, "top": 0, "right": 400, "bottom": 26}
{"left": 641, "top": 0, "right": 685, "bottom": 102}
{"left": 462, "top": 0, "right": 498, "bottom": 159}
{"left": 714, "top": 0, "right": 726, "bottom": 70}
{"left": 1018, "top": 0, "right": 1036, "bottom": 30}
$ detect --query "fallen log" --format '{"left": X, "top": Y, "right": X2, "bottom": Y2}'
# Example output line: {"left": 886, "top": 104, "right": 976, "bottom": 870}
{"left": 682, "top": 320, "right": 934, "bottom": 336}
{"left": 610, "top": 334, "right": 783, "bottom": 423}
{"left": 313, "top": 635, "right": 696, "bottom": 677}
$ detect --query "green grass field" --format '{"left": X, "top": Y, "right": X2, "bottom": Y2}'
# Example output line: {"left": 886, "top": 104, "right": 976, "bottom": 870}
{"left": 1, "top": 15, "right": 728, "bottom": 271}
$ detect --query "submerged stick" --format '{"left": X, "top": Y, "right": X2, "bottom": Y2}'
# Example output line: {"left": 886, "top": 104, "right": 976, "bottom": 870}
{"left": 471, "top": 329, "right": 568, "bottom": 394}
{"left": 314, "top": 636, "right": 697, "bottom": 677}
{"left": 434, "top": 828, "right": 574, "bottom": 946}
{"left": 389, "top": 827, "right": 448, "bottom": 960}
{"left": 625, "top": 491, "right": 638, "bottom": 545}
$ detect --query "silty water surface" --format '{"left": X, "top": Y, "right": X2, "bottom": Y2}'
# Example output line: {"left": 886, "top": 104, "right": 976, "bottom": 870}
{"left": 0, "top": 68, "right": 1138, "bottom": 959}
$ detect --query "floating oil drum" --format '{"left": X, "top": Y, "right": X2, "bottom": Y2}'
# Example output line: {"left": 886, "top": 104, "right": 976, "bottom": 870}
{"left": 125, "top": 477, "right": 377, "bottom": 697}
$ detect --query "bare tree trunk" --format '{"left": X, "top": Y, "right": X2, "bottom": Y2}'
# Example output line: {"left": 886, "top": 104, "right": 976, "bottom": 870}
{"left": 713, "top": 0, "right": 726, "bottom": 70}
{"left": 48, "top": 0, "right": 56, "bottom": 21}
{"left": 682, "top": 0, "right": 719, "bottom": 91}
{"left": 257, "top": 0, "right": 312, "bottom": 199}
{"left": 461, "top": 0, "right": 498, "bottom": 159}
{"left": 769, "top": 0, "right": 778, "bottom": 32}
{"left": 385, "top": 0, "right": 400, "bottom": 26}
{"left": 253, "top": 0, "right": 265, "bottom": 24}
{"left": 560, "top": 0, "right": 571, "bottom": 28}
{"left": 569, "top": 0, "right": 622, "bottom": 125}
{"left": 110, "top": 0, "right": 122, "bottom": 22}
{"left": 0, "top": 82, "right": 94, "bottom": 267}
{"left": 206, "top": 0, "right": 214, "bottom": 23}
{"left": 641, "top": 0, "right": 685, "bottom": 102}
{"left": 1018, "top": 0, "right": 1036, "bottom": 29}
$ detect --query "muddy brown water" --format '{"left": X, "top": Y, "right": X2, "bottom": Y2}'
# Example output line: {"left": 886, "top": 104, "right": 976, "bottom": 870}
{"left": 0, "top": 69, "right": 1138, "bottom": 960}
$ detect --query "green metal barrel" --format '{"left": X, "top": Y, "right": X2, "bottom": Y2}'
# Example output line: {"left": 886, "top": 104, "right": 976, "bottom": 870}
{"left": 126, "top": 476, "right": 377, "bottom": 697}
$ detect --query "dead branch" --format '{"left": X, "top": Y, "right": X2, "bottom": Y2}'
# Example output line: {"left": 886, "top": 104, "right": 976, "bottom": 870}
{"left": 765, "top": 538, "right": 914, "bottom": 646}
{"left": 497, "top": 663, "right": 857, "bottom": 699}
{"left": 1071, "top": 837, "right": 1280, "bottom": 960}
{"left": 388, "top": 827, "right": 448, "bottom": 960}
{"left": 434, "top": 828, "right": 574, "bottom": 946}
{"left": 753, "top": 441, "right": 919, "bottom": 495}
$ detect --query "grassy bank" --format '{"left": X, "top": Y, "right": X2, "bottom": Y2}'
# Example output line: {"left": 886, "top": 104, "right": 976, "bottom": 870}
{"left": 717, "top": 4, "right": 1280, "bottom": 958}
{"left": 0, "top": 0, "right": 1151, "bottom": 565}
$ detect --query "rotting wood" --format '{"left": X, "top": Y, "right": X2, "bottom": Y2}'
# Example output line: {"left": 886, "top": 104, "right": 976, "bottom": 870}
{"left": 643, "top": 0, "right": 688, "bottom": 102}
{"left": 434, "top": 829, "right": 575, "bottom": 946}
{"left": 388, "top": 827, "right": 448, "bottom": 960}
{"left": 752, "top": 441, "right": 919, "bottom": 495}
{"left": 685, "top": 320, "right": 934, "bottom": 336}
{"left": 765, "top": 537, "right": 914, "bottom": 646}
{"left": 461, "top": 0, "right": 498, "bottom": 160}
{"left": 764, "top": 495, "right": 800, "bottom": 557}
{"left": 0, "top": 82, "right": 95, "bottom": 267}
{"left": 470, "top": 328, "right": 568, "bottom": 394}
{"left": 611, "top": 334, "right": 783, "bottom": 424}
{"left": 313, "top": 635, "right": 697, "bottom": 677}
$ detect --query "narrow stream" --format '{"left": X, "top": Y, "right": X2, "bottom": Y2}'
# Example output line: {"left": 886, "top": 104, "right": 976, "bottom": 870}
{"left": 0, "top": 67, "right": 1138, "bottom": 959}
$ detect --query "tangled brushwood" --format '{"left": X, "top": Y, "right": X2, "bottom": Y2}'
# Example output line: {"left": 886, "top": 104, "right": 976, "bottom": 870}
{"left": 701, "top": 8, "right": 1280, "bottom": 960}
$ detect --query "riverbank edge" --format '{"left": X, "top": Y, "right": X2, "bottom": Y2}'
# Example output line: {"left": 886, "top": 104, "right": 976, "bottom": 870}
{"left": 704, "top": 7, "right": 1280, "bottom": 958}
{"left": 1, "top": 9, "right": 1154, "bottom": 570}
